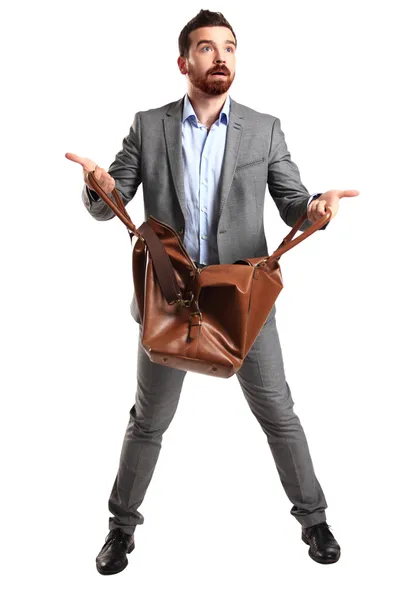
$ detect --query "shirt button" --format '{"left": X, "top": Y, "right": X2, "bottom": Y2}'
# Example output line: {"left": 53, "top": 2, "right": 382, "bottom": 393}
{"left": 201, "top": 235, "right": 207, "bottom": 240}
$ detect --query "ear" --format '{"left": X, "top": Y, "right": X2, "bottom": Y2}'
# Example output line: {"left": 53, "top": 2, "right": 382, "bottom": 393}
{"left": 177, "top": 56, "right": 187, "bottom": 75}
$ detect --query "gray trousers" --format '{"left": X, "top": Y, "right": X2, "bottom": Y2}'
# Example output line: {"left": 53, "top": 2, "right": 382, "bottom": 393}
{"left": 108, "top": 302, "right": 328, "bottom": 534}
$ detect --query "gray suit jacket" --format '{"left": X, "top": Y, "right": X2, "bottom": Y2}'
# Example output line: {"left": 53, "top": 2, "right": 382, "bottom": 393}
{"left": 82, "top": 95, "right": 325, "bottom": 323}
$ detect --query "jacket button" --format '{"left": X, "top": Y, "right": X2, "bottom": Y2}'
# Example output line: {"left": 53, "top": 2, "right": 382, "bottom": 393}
{"left": 177, "top": 227, "right": 184, "bottom": 234}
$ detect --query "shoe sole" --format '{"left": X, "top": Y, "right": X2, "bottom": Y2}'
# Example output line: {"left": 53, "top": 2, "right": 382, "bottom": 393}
{"left": 96, "top": 542, "right": 135, "bottom": 575}
{"left": 301, "top": 533, "right": 341, "bottom": 564}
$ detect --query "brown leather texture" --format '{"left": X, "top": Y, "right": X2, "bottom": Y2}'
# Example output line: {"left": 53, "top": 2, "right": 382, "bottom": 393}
{"left": 87, "top": 172, "right": 331, "bottom": 378}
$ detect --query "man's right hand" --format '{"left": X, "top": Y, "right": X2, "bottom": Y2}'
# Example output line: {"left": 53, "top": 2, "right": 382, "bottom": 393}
{"left": 65, "top": 153, "right": 116, "bottom": 195}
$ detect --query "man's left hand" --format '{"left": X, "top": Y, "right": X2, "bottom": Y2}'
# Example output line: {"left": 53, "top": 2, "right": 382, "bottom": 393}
{"left": 307, "top": 189, "right": 360, "bottom": 223}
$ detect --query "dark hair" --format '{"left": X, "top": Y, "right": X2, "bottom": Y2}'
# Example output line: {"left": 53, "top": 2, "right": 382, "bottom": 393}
{"left": 178, "top": 9, "right": 237, "bottom": 58}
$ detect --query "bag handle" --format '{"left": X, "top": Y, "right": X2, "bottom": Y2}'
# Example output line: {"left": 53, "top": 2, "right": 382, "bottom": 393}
{"left": 87, "top": 171, "right": 184, "bottom": 304}
{"left": 262, "top": 209, "right": 332, "bottom": 266}
{"left": 86, "top": 171, "right": 142, "bottom": 242}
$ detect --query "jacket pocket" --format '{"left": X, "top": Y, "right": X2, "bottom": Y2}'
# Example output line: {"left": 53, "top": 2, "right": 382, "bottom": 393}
{"left": 235, "top": 157, "right": 266, "bottom": 171}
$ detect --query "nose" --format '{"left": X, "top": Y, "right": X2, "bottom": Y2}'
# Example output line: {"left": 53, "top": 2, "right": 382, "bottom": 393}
{"left": 213, "top": 48, "right": 226, "bottom": 63}
{"left": 213, "top": 59, "right": 226, "bottom": 70}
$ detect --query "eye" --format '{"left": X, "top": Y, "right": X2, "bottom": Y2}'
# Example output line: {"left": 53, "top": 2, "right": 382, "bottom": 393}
{"left": 200, "top": 45, "right": 234, "bottom": 52}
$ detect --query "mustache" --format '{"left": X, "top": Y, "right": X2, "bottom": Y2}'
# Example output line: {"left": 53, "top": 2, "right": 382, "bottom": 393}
{"left": 209, "top": 67, "right": 230, "bottom": 75}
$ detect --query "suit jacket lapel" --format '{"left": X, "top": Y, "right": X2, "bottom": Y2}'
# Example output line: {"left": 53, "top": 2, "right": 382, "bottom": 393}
{"left": 163, "top": 95, "right": 244, "bottom": 225}
{"left": 217, "top": 97, "right": 244, "bottom": 222}
{"left": 163, "top": 96, "right": 186, "bottom": 220}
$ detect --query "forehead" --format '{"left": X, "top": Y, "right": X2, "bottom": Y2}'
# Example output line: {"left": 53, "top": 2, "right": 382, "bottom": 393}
{"left": 189, "top": 26, "right": 235, "bottom": 46}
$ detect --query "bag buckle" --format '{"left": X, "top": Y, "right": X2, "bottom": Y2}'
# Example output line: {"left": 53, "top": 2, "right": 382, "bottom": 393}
{"left": 169, "top": 291, "right": 194, "bottom": 308}
{"left": 188, "top": 310, "right": 202, "bottom": 339}
{"left": 189, "top": 310, "right": 202, "bottom": 324}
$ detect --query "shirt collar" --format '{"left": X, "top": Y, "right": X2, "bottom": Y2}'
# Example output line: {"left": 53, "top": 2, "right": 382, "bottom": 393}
{"left": 182, "top": 93, "right": 230, "bottom": 127}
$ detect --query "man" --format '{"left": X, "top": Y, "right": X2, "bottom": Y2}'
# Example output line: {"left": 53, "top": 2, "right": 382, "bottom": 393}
{"left": 66, "top": 9, "right": 359, "bottom": 575}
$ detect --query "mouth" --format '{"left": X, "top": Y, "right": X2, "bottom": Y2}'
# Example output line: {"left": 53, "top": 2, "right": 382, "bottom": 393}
{"left": 211, "top": 72, "right": 228, "bottom": 76}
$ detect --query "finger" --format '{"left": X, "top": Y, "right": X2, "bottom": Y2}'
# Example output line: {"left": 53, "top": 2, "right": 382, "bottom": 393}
{"left": 325, "top": 204, "right": 337, "bottom": 218}
{"left": 94, "top": 166, "right": 107, "bottom": 182}
{"left": 309, "top": 200, "right": 327, "bottom": 219}
{"left": 83, "top": 166, "right": 101, "bottom": 193}
{"left": 307, "top": 201, "right": 319, "bottom": 223}
{"left": 66, "top": 152, "right": 86, "bottom": 166}
{"left": 83, "top": 169, "right": 93, "bottom": 183}
{"left": 93, "top": 168, "right": 115, "bottom": 194}
{"left": 316, "top": 200, "right": 328, "bottom": 216}
{"left": 84, "top": 164, "right": 98, "bottom": 178}
{"left": 101, "top": 173, "right": 115, "bottom": 194}
{"left": 338, "top": 189, "right": 360, "bottom": 198}
{"left": 65, "top": 152, "right": 97, "bottom": 172}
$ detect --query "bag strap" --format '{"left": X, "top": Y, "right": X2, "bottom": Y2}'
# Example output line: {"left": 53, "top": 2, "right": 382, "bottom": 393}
{"left": 267, "top": 209, "right": 332, "bottom": 263}
{"left": 87, "top": 172, "right": 140, "bottom": 241}
{"left": 87, "top": 171, "right": 183, "bottom": 304}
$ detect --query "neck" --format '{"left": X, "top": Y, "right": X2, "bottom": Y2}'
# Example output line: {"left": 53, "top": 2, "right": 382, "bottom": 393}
{"left": 186, "top": 88, "right": 228, "bottom": 129}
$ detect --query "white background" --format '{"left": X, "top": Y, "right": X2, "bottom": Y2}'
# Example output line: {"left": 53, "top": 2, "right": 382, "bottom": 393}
{"left": 1, "top": 0, "right": 399, "bottom": 597}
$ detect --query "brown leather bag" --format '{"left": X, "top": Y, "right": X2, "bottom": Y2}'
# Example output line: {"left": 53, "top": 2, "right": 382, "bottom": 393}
{"left": 87, "top": 171, "right": 331, "bottom": 378}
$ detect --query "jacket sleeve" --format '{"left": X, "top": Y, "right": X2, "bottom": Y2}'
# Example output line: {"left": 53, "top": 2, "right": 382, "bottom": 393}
{"left": 268, "top": 117, "right": 328, "bottom": 232}
{"left": 81, "top": 111, "right": 142, "bottom": 222}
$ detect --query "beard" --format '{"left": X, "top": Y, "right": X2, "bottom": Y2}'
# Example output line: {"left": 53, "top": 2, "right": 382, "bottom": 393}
{"left": 187, "top": 64, "right": 235, "bottom": 96}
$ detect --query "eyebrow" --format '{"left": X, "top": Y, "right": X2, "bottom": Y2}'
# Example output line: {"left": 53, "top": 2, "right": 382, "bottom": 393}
{"left": 196, "top": 39, "right": 236, "bottom": 48}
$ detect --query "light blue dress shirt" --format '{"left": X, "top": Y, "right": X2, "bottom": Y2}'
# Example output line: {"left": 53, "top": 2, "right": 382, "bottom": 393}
{"left": 181, "top": 93, "right": 231, "bottom": 266}
{"left": 181, "top": 93, "right": 318, "bottom": 266}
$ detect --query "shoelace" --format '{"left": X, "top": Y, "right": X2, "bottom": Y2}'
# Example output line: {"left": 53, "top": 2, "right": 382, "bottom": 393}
{"left": 305, "top": 522, "right": 332, "bottom": 536}
{"left": 103, "top": 528, "right": 126, "bottom": 548}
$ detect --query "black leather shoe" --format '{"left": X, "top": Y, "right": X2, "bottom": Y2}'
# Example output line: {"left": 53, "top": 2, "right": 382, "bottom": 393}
{"left": 96, "top": 528, "right": 135, "bottom": 575}
{"left": 302, "top": 521, "right": 341, "bottom": 564}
